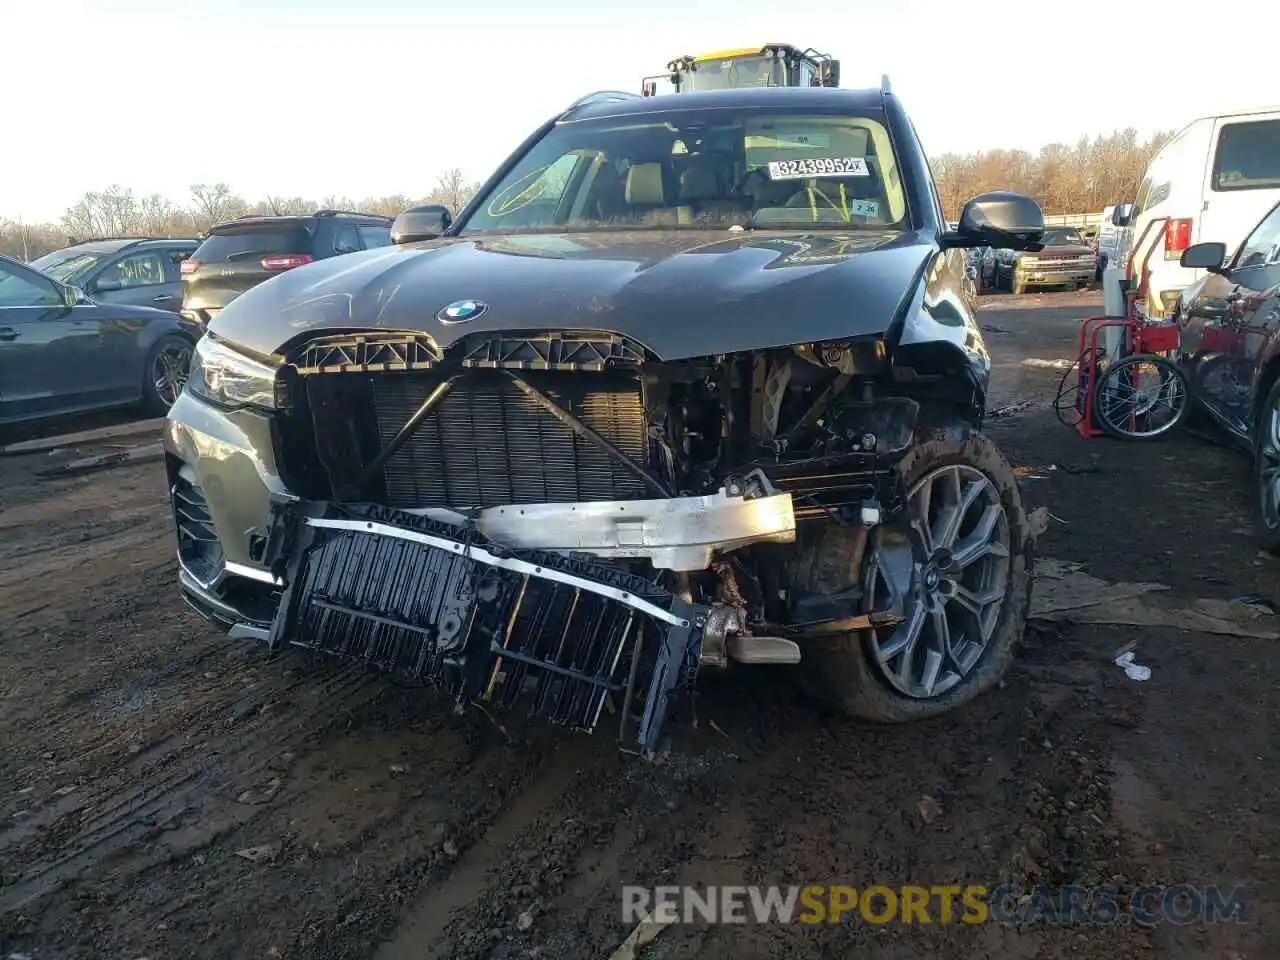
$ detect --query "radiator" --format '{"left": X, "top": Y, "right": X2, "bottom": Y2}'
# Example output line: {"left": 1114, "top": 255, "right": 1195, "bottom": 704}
{"left": 370, "top": 370, "right": 649, "bottom": 509}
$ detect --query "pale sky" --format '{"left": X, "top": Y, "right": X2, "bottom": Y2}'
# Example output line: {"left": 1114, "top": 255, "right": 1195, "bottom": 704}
{"left": 4, "top": 0, "right": 1277, "bottom": 223}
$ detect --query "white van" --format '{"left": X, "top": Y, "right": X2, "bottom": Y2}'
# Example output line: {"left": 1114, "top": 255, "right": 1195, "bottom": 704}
{"left": 1114, "top": 105, "right": 1280, "bottom": 317}
{"left": 1096, "top": 204, "right": 1121, "bottom": 272}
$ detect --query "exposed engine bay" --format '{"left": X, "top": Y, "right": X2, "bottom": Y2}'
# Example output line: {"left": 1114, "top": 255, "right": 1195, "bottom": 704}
{"left": 215, "top": 330, "right": 963, "bottom": 752}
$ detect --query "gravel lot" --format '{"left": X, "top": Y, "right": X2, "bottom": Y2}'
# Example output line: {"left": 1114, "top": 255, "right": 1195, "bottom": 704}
{"left": 1, "top": 290, "right": 1275, "bottom": 959}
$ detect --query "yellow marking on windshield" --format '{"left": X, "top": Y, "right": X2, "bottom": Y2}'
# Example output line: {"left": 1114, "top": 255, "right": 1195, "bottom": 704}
{"left": 692, "top": 46, "right": 765, "bottom": 62}
{"left": 805, "top": 183, "right": 857, "bottom": 224}
{"left": 488, "top": 165, "right": 552, "bottom": 218}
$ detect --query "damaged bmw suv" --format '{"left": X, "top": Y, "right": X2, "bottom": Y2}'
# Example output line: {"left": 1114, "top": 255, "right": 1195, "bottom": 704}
{"left": 165, "top": 85, "right": 1045, "bottom": 753}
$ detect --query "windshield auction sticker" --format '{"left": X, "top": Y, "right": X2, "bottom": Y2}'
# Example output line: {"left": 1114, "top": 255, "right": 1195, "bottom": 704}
{"left": 766, "top": 157, "right": 869, "bottom": 180}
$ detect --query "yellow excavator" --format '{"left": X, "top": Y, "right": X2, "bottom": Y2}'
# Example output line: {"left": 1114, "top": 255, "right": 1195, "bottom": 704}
{"left": 641, "top": 43, "right": 840, "bottom": 96}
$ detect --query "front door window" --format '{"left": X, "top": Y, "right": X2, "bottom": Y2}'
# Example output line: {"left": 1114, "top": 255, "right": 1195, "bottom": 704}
{"left": 0, "top": 259, "right": 63, "bottom": 306}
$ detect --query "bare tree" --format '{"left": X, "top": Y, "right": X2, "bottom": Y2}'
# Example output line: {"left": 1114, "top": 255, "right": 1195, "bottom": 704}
{"left": 189, "top": 183, "right": 245, "bottom": 229}
{"left": 1, "top": 129, "right": 1178, "bottom": 261}
{"left": 933, "top": 128, "right": 1175, "bottom": 218}
{"left": 245, "top": 196, "right": 315, "bottom": 217}
{"left": 0, "top": 218, "right": 58, "bottom": 260}
{"left": 427, "top": 168, "right": 480, "bottom": 217}
{"left": 60, "top": 185, "right": 143, "bottom": 240}
{"left": 330, "top": 194, "right": 415, "bottom": 218}
{"left": 138, "top": 194, "right": 180, "bottom": 236}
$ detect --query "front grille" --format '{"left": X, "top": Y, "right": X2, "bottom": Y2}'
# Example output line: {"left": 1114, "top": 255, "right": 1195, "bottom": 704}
{"left": 372, "top": 370, "right": 650, "bottom": 509}
{"left": 172, "top": 472, "right": 223, "bottom": 583}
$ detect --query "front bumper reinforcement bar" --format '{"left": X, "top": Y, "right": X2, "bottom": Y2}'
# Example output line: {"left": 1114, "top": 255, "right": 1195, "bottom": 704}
{"left": 264, "top": 502, "right": 710, "bottom": 753}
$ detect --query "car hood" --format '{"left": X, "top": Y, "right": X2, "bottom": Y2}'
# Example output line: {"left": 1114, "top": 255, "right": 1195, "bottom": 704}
{"left": 208, "top": 230, "right": 932, "bottom": 362}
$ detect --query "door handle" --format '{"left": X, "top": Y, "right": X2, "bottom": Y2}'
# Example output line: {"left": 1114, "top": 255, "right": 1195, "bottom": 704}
{"left": 0, "top": 327, "right": 17, "bottom": 342}
{"left": 152, "top": 294, "right": 173, "bottom": 303}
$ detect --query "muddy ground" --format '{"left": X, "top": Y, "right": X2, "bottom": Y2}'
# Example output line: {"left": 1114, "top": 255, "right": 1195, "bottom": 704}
{"left": 1, "top": 290, "right": 1275, "bottom": 959}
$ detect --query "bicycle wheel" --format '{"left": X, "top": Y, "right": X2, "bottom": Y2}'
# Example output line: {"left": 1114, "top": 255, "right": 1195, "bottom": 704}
{"left": 1052, "top": 353, "right": 1086, "bottom": 427}
{"left": 1092, "top": 353, "right": 1189, "bottom": 440}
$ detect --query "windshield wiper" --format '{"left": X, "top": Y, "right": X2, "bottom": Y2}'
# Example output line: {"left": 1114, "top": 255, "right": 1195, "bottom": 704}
{"left": 225, "top": 250, "right": 275, "bottom": 261}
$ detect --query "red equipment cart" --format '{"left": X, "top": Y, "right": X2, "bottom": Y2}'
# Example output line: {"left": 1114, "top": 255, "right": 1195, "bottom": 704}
{"left": 1057, "top": 216, "right": 1191, "bottom": 440}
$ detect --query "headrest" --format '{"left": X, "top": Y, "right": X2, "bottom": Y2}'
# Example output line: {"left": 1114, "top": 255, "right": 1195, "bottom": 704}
{"left": 678, "top": 164, "right": 720, "bottom": 202}
{"left": 625, "top": 163, "right": 665, "bottom": 205}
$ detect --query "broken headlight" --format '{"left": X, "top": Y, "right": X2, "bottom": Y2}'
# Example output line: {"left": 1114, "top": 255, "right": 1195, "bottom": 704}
{"left": 186, "top": 336, "right": 279, "bottom": 410}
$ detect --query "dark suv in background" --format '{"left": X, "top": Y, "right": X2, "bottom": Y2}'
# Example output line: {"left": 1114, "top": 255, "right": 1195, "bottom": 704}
{"left": 30, "top": 237, "right": 199, "bottom": 313}
{"left": 180, "top": 210, "right": 394, "bottom": 327}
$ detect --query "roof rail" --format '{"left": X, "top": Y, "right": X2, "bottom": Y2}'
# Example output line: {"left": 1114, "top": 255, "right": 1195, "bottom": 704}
{"left": 67, "top": 236, "right": 162, "bottom": 245}
{"left": 564, "top": 90, "right": 641, "bottom": 112}
{"left": 313, "top": 208, "right": 391, "bottom": 220}
{"left": 880, "top": 74, "right": 892, "bottom": 95}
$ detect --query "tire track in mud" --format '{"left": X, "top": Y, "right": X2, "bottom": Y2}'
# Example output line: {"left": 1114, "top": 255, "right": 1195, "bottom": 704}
{"left": 0, "top": 654, "right": 393, "bottom": 917}
{"left": 0, "top": 479, "right": 173, "bottom": 633}
{"left": 376, "top": 735, "right": 602, "bottom": 960}
{"left": 366, "top": 623, "right": 1154, "bottom": 960}
{"left": 366, "top": 673, "right": 829, "bottom": 960}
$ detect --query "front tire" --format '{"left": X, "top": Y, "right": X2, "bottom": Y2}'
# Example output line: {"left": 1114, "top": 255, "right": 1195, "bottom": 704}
{"left": 1254, "top": 379, "right": 1280, "bottom": 555}
{"left": 142, "top": 334, "right": 193, "bottom": 417}
{"left": 799, "top": 423, "right": 1033, "bottom": 723}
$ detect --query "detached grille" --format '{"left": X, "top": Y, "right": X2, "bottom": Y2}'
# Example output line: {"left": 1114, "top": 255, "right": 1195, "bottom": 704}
{"left": 372, "top": 370, "right": 649, "bottom": 509}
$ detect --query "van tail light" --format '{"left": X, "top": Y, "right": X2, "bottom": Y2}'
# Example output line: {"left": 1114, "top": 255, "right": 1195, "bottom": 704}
{"left": 1164, "top": 218, "right": 1192, "bottom": 260}
{"left": 261, "top": 254, "right": 314, "bottom": 271}
{"left": 179, "top": 259, "right": 200, "bottom": 275}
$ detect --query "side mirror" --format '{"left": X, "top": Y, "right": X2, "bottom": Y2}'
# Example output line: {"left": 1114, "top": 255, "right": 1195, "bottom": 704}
{"left": 1112, "top": 203, "right": 1136, "bottom": 227}
{"left": 62, "top": 284, "right": 89, "bottom": 307}
{"left": 1180, "top": 241, "right": 1228, "bottom": 273}
{"left": 391, "top": 204, "right": 453, "bottom": 245}
{"left": 944, "top": 191, "right": 1045, "bottom": 250}
{"left": 94, "top": 277, "right": 123, "bottom": 293}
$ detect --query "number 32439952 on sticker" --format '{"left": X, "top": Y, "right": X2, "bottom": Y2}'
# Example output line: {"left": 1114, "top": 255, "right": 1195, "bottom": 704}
{"left": 766, "top": 157, "right": 869, "bottom": 180}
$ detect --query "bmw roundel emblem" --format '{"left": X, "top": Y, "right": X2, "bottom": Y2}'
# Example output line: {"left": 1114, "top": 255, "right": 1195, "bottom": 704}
{"left": 438, "top": 299, "right": 488, "bottom": 324}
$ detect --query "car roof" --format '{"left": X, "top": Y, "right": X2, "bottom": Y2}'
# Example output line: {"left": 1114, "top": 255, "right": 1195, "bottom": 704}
{"left": 561, "top": 86, "right": 888, "bottom": 122}
{"left": 207, "top": 216, "right": 316, "bottom": 233}
{"left": 1187, "top": 103, "right": 1280, "bottom": 122}
{"left": 0, "top": 253, "right": 50, "bottom": 278}
{"left": 206, "top": 210, "right": 392, "bottom": 233}
{"left": 58, "top": 237, "right": 198, "bottom": 255}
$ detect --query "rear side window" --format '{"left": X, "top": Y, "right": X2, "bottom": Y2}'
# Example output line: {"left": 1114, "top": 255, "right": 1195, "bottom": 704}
{"left": 194, "top": 226, "right": 311, "bottom": 263}
{"left": 1212, "top": 119, "right": 1280, "bottom": 192}
{"left": 100, "top": 252, "right": 167, "bottom": 287}
{"left": 163, "top": 248, "right": 194, "bottom": 280}
{"left": 358, "top": 224, "right": 392, "bottom": 248}
{"left": 334, "top": 225, "right": 361, "bottom": 254}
